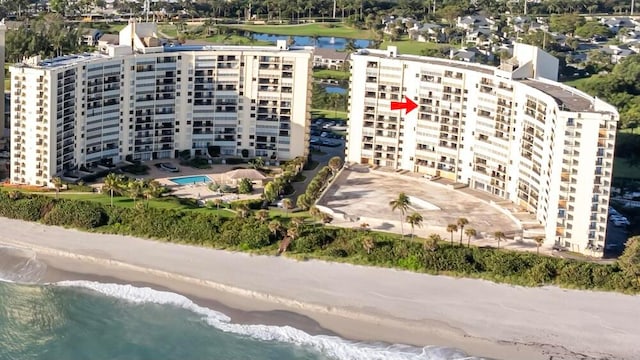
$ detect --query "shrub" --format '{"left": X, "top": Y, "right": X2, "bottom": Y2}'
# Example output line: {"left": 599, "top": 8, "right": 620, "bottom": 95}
{"left": 43, "top": 200, "right": 107, "bottom": 229}
{"left": 230, "top": 199, "right": 263, "bottom": 210}
{"left": 237, "top": 178, "right": 253, "bottom": 194}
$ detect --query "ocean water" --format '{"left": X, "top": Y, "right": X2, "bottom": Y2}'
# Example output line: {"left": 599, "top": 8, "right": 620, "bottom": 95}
{"left": 0, "top": 247, "right": 482, "bottom": 360}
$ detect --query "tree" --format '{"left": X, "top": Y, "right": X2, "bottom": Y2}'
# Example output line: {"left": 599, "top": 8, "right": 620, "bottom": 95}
{"left": 494, "top": 231, "right": 505, "bottom": 249}
{"left": 465, "top": 228, "right": 477, "bottom": 247}
{"left": 328, "top": 156, "right": 343, "bottom": 175}
{"left": 619, "top": 236, "right": 640, "bottom": 284}
{"left": 446, "top": 224, "right": 457, "bottom": 245}
{"left": 296, "top": 193, "right": 312, "bottom": 210}
{"left": 235, "top": 203, "right": 250, "bottom": 218}
{"left": 212, "top": 198, "right": 223, "bottom": 211}
{"left": 127, "top": 179, "right": 145, "bottom": 205}
{"left": 389, "top": 193, "right": 411, "bottom": 235}
{"left": 263, "top": 182, "right": 278, "bottom": 203}
{"left": 457, "top": 217, "right": 469, "bottom": 246}
{"left": 549, "top": 13, "right": 584, "bottom": 36}
{"left": 423, "top": 234, "right": 440, "bottom": 252}
{"left": 534, "top": 236, "right": 545, "bottom": 254}
{"left": 281, "top": 198, "right": 293, "bottom": 217}
{"left": 575, "top": 21, "right": 612, "bottom": 39}
{"left": 309, "top": 205, "right": 322, "bottom": 220}
{"left": 292, "top": 217, "right": 304, "bottom": 230}
{"left": 255, "top": 209, "right": 269, "bottom": 223}
{"left": 268, "top": 220, "right": 282, "bottom": 238}
{"left": 249, "top": 157, "right": 265, "bottom": 170}
{"left": 51, "top": 177, "right": 63, "bottom": 199}
{"left": 406, "top": 212, "right": 423, "bottom": 239}
{"left": 362, "top": 236, "right": 374, "bottom": 254}
{"left": 238, "top": 178, "right": 254, "bottom": 194}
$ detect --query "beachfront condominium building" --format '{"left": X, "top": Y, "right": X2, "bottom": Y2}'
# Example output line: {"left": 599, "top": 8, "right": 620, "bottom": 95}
{"left": 10, "top": 21, "right": 312, "bottom": 186}
{"left": 346, "top": 44, "right": 618, "bottom": 256}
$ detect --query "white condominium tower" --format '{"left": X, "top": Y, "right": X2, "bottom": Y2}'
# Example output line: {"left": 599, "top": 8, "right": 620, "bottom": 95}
{"left": 10, "top": 21, "right": 312, "bottom": 186}
{"left": 347, "top": 44, "right": 618, "bottom": 255}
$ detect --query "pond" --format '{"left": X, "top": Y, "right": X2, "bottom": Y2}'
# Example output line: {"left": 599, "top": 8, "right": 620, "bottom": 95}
{"left": 324, "top": 86, "right": 347, "bottom": 94}
{"left": 251, "top": 33, "right": 370, "bottom": 50}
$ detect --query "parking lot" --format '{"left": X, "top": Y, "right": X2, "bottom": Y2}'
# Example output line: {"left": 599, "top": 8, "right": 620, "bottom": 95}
{"left": 318, "top": 167, "right": 520, "bottom": 239}
{"left": 310, "top": 118, "right": 345, "bottom": 148}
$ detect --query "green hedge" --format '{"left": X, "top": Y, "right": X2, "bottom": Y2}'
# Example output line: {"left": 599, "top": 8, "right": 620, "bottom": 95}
{"left": 0, "top": 192, "right": 637, "bottom": 293}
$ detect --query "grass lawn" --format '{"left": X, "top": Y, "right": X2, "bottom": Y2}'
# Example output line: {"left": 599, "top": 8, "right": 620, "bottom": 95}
{"left": 227, "top": 23, "right": 374, "bottom": 39}
{"left": 106, "top": 23, "right": 127, "bottom": 33}
{"left": 313, "top": 68, "right": 350, "bottom": 81}
{"left": 158, "top": 25, "right": 178, "bottom": 37}
{"left": 380, "top": 39, "right": 441, "bottom": 56}
{"left": 311, "top": 108, "right": 348, "bottom": 120}
{"left": 613, "top": 158, "right": 640, "bottom": 180}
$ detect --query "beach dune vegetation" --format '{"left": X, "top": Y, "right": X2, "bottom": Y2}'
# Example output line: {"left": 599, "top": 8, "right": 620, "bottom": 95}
{"left": 0, "top": 191, "right": 639, "bottom": 293}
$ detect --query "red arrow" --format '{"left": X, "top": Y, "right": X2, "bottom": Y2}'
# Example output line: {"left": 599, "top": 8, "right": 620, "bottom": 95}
{"left": 391, "top": 96, "right": 418, "bottom": 114}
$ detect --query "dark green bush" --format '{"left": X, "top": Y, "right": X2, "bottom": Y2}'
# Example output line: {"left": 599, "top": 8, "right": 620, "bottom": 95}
{"left": 43, "top": 200, "right": 107, "bottom": 229}
{"left": 0, "top": 192, "right": 638, "bottom": 293}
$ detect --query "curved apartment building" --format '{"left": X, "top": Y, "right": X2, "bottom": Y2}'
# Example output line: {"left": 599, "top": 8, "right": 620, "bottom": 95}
{"left": 10, "top": 21, "right": 312, "bottom": 187}
{"left": 346, "top": 44, "right": 618, "bottom": 255}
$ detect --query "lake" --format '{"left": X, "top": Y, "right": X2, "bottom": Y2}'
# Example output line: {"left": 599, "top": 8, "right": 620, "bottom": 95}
{"left": 251, "top": 33, "right": 370, "bottom": 50}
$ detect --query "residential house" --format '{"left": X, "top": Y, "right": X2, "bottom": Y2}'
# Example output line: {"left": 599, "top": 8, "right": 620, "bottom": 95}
{"left": 408, "top": 23, "right": 444, "bottom": 43}
{"left": 600, "top": 17, "right": 637, "bottom": 34}
{"left": 597, "top": 44, "right": 634, "bottom": 63}
{"left": 313, "top": 48, "right": 349, "bottom": 70}
{"left": 80, "top": 28, "right": 103, "bottom": 46}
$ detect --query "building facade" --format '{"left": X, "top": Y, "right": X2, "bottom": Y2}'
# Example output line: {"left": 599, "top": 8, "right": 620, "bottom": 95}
{"left": 346, "top": 44, "right": 618, "bottom": 255}
{"left": 10, "top": 22, "right": 312, "bottom": 186}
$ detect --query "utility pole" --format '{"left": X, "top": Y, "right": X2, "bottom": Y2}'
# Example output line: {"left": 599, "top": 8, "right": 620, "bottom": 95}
{"left": 632, "top": 0, "right": 636, "bottom": 16}
{"left": 333, "top": 0, "right": 337, "bottom": 19}
{"left": 524, "top": 0, "right": 528, "bottom": 15}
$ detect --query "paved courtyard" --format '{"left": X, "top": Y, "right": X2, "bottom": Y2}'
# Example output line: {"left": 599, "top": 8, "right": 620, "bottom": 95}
{"left": 318, "top": 166, "right": 520, "bottom": 241}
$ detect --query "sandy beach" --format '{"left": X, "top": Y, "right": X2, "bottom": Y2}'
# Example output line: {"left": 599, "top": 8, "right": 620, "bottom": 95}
{"left": 1, "top": 217, "right": 639, "bottom": 360}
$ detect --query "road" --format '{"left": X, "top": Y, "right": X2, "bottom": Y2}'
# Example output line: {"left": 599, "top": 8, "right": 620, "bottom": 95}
{"left": 291, "top": 141, "right": 345, "bottom": 203}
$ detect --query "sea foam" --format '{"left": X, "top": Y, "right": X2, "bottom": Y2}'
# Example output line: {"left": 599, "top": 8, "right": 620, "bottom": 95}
{"left": 56, "top": 281, "right": 479, "bottom": 360}
{"left": 0, "top": 246, "right": 47, "bottom": 283}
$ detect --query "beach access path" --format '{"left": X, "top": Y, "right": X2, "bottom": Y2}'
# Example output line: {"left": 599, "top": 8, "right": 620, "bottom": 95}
{"left": 1, "top": 217, "right": 639, "bottom": 360}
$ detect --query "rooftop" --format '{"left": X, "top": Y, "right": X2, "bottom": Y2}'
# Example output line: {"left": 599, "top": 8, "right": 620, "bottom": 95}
{"left": 356, "top": 50, "right": 495, "bottom": 75}
{"left": 13, "top": 53, "right": 111, "bottom": 69}
{"left": 520, "top": 79, "right": 594, "bottom": 112}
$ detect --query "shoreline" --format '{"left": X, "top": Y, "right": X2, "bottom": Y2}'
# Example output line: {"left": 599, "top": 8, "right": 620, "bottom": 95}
{"left": 1, "top": 218, "right": 639, "bottom": 360}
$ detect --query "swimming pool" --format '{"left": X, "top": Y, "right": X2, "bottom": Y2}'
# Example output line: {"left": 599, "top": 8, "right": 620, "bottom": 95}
{"left": 169, "top": 175, "right": 212, "bottom": 185}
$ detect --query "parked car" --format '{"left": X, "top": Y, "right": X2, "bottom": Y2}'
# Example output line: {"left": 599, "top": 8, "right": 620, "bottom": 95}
{"left": 159, "top": 163, "right": 179, "bottom": 172}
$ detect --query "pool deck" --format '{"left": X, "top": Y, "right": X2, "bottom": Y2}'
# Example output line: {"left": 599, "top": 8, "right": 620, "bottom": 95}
{"left": 147, "top": 160, "right": 267, "bottom": 203}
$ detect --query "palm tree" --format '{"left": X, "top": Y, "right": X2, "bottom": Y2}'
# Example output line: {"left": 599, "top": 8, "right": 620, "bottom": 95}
{"left": 465, "top": 228, "right": 477, "bottom": 248}
{"left": 255, "top": 209, "right": 269, "bottom": 223}
{"left": 281, "top": 198, "right": 293, "bottom": 217}
{"left": 127, "top": 179, "right": 145, "bottom": 205}
{"left": 494, "top": 231, "right": 505, "bottom": 249}
{"left": 406, "top": 212, "right": 423, "bottom": 239}
{"left": 362, "top": 236, "right": 374, "bottom": 254}
{"left": 446, "top": 224, "right": 458, "bottom": 245}
{"left": 212, "top": 198, "right": 223, "bottom": 211}
{"left": 268, "top": 220, "right": 282, "bottom": 238}
{"left": 359, "top": 222, "right": 370, "bottom": 231}
{"left": 309, "top": 205, "right": 322, "bottom": 220}
{"left": 142, "top": 180, "right": 163, "bottom": 207}
{"left": 292, "top": 217, "right": 304, "bottom": 229}
{"left": 328, "top": 156, "right": 343, "bottom": 175}
{"left": 424, "top": 234, "right": 441, "bottom": 252}
{"left": 457, "top": 217, "right": 469, "bottom": 246}
{"left": 235, "top": 203, "right": 250, "bottom": 218}
{"left": 534, "top": 236, "right": 545, "bottom": 254}
{"left": 389, "top": 193, "right": 411, "bottom": 236}
{"left": 51, "top": 176, "right": 63, "bottom": 199}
